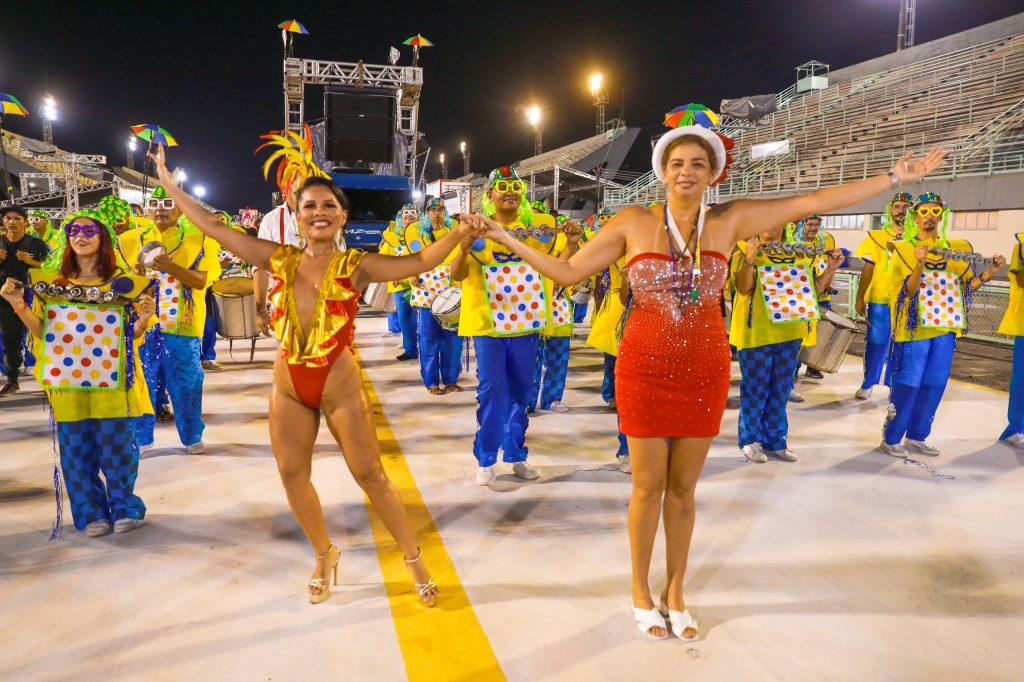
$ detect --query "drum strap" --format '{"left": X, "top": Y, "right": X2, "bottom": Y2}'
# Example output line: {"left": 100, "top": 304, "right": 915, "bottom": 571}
{"left": 279, "top": 208, "right": 286, "bottom": 244}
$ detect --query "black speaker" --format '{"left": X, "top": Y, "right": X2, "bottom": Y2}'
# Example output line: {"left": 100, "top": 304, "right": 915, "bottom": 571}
{"left": 324, "top": 88, "right": 396, "bottom": 164}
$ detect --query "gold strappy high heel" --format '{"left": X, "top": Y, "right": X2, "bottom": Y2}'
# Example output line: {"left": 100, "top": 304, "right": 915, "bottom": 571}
{"left": 309, "top": 544, "right": 340, "bottom": 604}
{"left": 404, "top": 548, "right": 438, "bottom": 607}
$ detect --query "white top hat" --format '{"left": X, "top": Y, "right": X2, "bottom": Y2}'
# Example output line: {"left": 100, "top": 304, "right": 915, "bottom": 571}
{"left": 652, "top": 125, "right": 727, "bottom": 184}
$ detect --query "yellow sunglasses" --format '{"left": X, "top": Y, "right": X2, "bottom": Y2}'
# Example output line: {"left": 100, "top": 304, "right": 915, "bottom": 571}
{"left": 598, "top": 214, "right": 612, "bottom": 223}
{"left": 492, "top": 180, "right": 526, "bottom": 194}
{"left": 915, "top": 206, "right": 944, "bottom": 217}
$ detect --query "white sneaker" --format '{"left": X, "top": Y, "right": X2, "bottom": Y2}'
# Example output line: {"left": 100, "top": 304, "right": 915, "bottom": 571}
{"left": 476, "top": 466, "right": 496, "bottom": 486}
{"left": 905, "top": 438, "right": 940, "bottom": 457}
{"left": 548, "top": 401, "right": 571, "bottom": 413}
{"left": 512, "top": 462, "right": 540, "bottom": 480}
{"left": 788, "top": 390, "right": 806, "bottom": 403}
{"left": 201, "top": 360, "right": 224, "bottom": 371}
{"left": 881, "top": 441, "right": 907, "bottom": 457}
{"left": 742, "top": 443, "right": 768, "bottom": 463}
{"left": 854, "top": 386, "right": 873, "bottom": 400}
{"left": 184, "top": 441, "right": 207, "bottom": 455}
{"left": 85, "top": 520, "right": 111, "bottom": 537}
{"left": 616, "top": 455, "right": 631, "bottom": 474}
{"left": 770, "top": 448, "right": 798, "bottom": 462}
{"left": 138, "top": 442, "right": 155, "bottom": 454}
{"left": 1005, "top": 433, "right": 1024, "bottom": 448}
{"left": 113, "top": 518, "right": 144, "bottom": 534}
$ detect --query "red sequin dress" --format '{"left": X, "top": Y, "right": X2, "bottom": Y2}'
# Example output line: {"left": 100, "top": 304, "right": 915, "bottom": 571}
{"left": 616, "top": 252, "right": 731, "bottom": 438}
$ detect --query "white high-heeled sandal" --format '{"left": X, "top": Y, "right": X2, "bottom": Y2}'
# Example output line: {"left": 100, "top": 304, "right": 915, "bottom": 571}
{"left": 630, "top": 600, "right": 668, "bottom": 640}
{"left": 659, "top": 600, "right": 699, "bottom": 641}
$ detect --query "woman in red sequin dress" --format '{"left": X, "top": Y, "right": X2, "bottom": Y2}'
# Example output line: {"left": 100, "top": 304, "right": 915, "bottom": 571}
{"left": 476, "top": 126, "right": 946, "bottom": 640}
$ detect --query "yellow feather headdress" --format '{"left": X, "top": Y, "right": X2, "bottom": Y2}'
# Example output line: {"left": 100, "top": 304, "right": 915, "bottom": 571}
{"left": 255, "top": 123, "right": 330, "bottom": 195}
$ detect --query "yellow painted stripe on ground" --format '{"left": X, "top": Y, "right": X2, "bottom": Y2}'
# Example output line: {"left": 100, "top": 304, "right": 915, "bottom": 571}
{"left": 355, "top": 351, "right": 506, "bottom": 682}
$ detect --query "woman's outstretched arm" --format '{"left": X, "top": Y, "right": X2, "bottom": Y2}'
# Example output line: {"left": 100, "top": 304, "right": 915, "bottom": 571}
{"left": 148, "top": 145, "right": 279, "bottom": 271}
{"left": 717, "top": 148, "right": 948, "bottom": 244}
{"left": 473, "top": 210, "right": 629, "bottom": 286}
{"left": 353, "top": 219, "right": 478, "bottom": 289}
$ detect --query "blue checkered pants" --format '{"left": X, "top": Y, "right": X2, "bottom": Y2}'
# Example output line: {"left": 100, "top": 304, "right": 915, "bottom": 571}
{"left": 738, "top": 339, "right": 802, "bottom": 451}
{"left": 57, "top": 417, "right": 146, "bottom": 530}
{"left": 136, "top": 331, "right": 205, "bottom": 446}
{"left": 531, "top": 336, "right": 570, "bottom": 410}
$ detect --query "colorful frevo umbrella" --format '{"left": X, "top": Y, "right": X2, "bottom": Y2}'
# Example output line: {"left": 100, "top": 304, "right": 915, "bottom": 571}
{"left": 278, "top": 19, "right": 309, "bottom": 35}
{"left": 131, "top": 124, "right": 178, "bottom": 147}
{"left": 664, "top": 103, "right": 720, "bottom": 129}
{"left": 403, "top": 34, "right": 433, "bottom": 47}
{"left": 0, "top": 93, "right": 29, "bottom": 117}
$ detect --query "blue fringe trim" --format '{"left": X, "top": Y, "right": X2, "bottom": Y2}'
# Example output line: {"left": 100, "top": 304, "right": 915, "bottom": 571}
{"left": 47, "top": 404, "right": 63, "bottom": 540}
{"left": 615, "top": 289, "right": 634, "bottom": 341}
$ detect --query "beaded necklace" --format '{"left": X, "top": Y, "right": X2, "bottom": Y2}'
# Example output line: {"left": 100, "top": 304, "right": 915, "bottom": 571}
{"left": 664, "top": 204, "right": 705, "bottom": 307}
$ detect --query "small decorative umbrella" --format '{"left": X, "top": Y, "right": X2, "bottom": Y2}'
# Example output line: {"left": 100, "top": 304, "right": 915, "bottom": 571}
{"left": 279, "top": 19, "right": 308, "bottom": 58}
{"left": 664, "top": 103, "right": 720, "bottom": 129}
{"left": 0, "top": 92, "right": 29, "bottom": 117}
{"left": 278, "top": 19, "right": 309, "bottom": 34}
{"left": 403, "top": 34, "right": 433, "bottom": 66}
{"left": 131, "top": 124, "right": 178, "bottom": 147}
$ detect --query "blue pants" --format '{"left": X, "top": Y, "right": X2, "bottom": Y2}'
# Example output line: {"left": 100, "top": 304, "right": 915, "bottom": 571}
{"left": 1001, "top": 336, "right": 1024, "bottom": 440}
{"left": 473, "top": 334, "right": 538, "bottom": 466}
{"left": 531, "top": 336, "right": 570, "bottom": 410}
{"left": 573, "top": 301, "right": 588, "bottom": 324}
{"left": 602, "top": 353, "right": 617, "bottom": 403}
{"left": 885, "top": 333, "right": 955, "bottom": 444}
{"left": 417, "top": 307, "right": 462, "bottom": 388}
{"left": 738, "top": 339, "right": 802, "bottom": 451}
{"left": 57, "top": 417, "right": 146, "bottom": 530}
{"left": 201, "top": 288, "right": 218, "bottom": 362}
{"left": 395, "top": 291, "right": 419, "bottom": 357}
{"left": 862, "top": 302, "right": 895, "bottom": 389}
{"left": 136, "top": 332, "right": 205, "bottom": 446}
{"left": 387, "top": 312, "right": 401, "bottom": 333}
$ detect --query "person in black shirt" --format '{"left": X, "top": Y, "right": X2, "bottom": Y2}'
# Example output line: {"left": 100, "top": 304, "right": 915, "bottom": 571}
{"left": 0, "top": 206, "right": 50, "bottom": 395}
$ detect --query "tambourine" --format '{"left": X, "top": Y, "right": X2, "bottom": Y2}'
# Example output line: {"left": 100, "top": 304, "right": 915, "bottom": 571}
{"left": 758, "top": 242, "right": 828, "bottom": 258}
{"left": 509, "top": 225, "right": 562, "bottom": 242}
{"left": 927, "top": 247, "right": 997, "bottom": 272}
{"left": 20, "top": 276, "right": 140, "bottom": 303}
{"left": 138, "top": 241, "right": 168, "bottom": 269}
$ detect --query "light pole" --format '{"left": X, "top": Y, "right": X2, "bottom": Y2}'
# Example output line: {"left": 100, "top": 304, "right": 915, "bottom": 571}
{"left": 439, "top": 152, "right": 448, "bottom": 179}
{"left": 590, "top": 73, "right": 609, "bottom": 135}
{"left": 41, "top": 95, "right": 57, "bottom": 146}
{"left": 897, "top": 0, "right": 917, "bottom": 51}
{"left": 193, "top": 185, "right": 207, "bottom": 200}
{"left": 526, "top": 105, "right": 543, "bottom": 156}
{"left": 460, "top": 141, "right": 469, "bottom": 176}
{"left": 126, "top": 137, "right": 137, "bottom": 170}
{"left": 174, "top": 169, "right": 187, "bottom": 187}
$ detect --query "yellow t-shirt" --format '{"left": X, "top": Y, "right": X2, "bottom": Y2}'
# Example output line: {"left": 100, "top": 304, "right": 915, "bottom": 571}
{"left": 379, "top": 221, "right": 414, "bottom": 293}
{"left": 998, "top": 233, "right": 1024, "bottom": 336}
{"left": 855, "top": 226, "right": 901, "bottom": 305}
{"left": 403, "top": 221, "right": 458, "bottom": 308}
{"left": 586, "top": 257, "right": 627, "bottom": 356}
{"left": 29, "top": 269, "right": 156, "bottom": 422}
{"left": 117, "top": 222, "right": 221, "bottom": 337}
{"left": 729, "top": 241, "right": 813, "bottom": 351}
{"left": 888, "top": 237, "right": 974, "bottom": 343}
{"left": 541, "top": 233, "right": 574, "bottom": 338}
{"left": 457, "top": 213, "right": 560, "bottom": 338}
{"left": 807, "top": 231, "right": 837, "bottom": 303}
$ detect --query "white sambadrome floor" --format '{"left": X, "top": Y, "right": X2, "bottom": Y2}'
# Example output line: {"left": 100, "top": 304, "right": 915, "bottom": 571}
{"left": 1, "top": 312, "right": 1022, "bottom": 681}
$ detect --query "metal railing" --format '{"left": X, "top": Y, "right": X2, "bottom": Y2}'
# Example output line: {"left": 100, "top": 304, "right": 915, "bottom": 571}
{"left": 830, "top": 271, "right": 1012, "bottom": 346}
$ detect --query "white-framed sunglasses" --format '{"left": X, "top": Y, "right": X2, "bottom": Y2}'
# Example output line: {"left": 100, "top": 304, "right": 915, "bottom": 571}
{"left": 28, "top": 216, "right": 44, "bottom": 224}
{"left": 147, "top": 198, "right": 176, "bottom": 210}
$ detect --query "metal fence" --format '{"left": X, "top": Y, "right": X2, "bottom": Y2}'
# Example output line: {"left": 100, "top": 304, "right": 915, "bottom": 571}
{"left": 830, "top": 272, "right": 1012, "bottom": 346}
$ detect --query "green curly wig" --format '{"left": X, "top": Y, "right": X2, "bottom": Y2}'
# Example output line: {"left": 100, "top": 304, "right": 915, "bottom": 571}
{"left": 28, "top": 209, "right": 57, "bottom": 242}
{"left": 42, "top": 209, "right": 128, "bottom": 273}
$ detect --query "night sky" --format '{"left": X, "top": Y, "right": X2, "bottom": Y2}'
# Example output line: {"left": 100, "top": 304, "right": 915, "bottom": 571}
{"left": 1, "top": 0, "right": 1019, "bottom": 210}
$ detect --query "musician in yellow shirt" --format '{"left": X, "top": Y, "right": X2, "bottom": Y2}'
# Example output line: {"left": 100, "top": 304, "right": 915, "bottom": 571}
{"left": 882, "top": 193, "right": 1004, "bottom": 456}
{"left": 794, "top": 215, "right": 837, "bottom": 380}
{"left": 405, "top": 198, "right": 464, "bottom": 393}
{"left": 730, "top": 225, "right": 841, "bottom": 463}
{"left": 451, "top": 167, "right": 567, "bottom": 485}
{"left": 997, "top": 234, "right": 1024, "bottom": 445}
{"left": 117, "top": 186, "right": 221, "bottom": 454}
{"left": 379, "top": 203, "right": 421, "bottom": 359}
{"left": 852, "top": 192, "right": 914, "bottom": 399}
